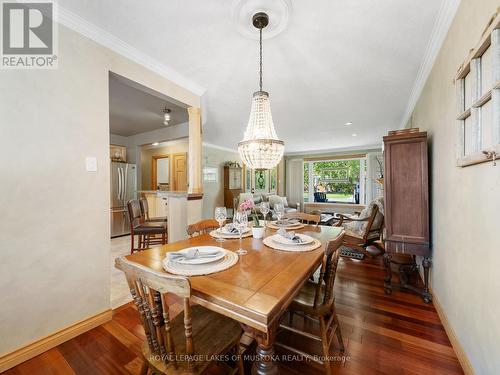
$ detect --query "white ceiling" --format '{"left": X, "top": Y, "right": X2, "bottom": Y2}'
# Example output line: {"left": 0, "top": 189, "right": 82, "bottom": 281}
{"left": 109, "top": 75, "right": 188, "bottom": 136}
{"left": 61, "top": 0, "right": 448, "bottom": 153}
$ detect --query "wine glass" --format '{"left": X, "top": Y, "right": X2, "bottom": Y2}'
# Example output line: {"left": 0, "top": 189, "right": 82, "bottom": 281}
{"left": 214, "top": 207, "right": 227, "bottom": 242}
{"left": 274, "top": 203, "right": 284, "bottom": 229}
{"left": 260, "top": 202, "right": 270, "bottom": 228}
{"left": 234, "top": 211, "right": 248, "bottom": 255}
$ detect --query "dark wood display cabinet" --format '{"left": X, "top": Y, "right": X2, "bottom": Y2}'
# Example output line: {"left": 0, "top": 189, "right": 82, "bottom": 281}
{"left": 383, "top": 128, "right": 432, "bottom": 303}
{"left": 223, "top": 165, "right": 242, "bottom": 214}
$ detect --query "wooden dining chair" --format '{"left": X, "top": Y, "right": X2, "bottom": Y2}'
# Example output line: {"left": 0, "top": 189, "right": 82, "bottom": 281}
{"left": 127, "top": 200, "right": 168, "bottom": 254}
{"left": 186, "top": 219, "right": 220, "bottom": 237}
{"left": 115, "top": 256, "right": 244, "bottom": 375}
{"left": 277, "top": 232, "right": 345, "bottom": 375}
{"left": 283, "top": 211, "right": 321, "bottom": 226}
{"left": 139, "top": 197, "right": 167, "bottom": 223}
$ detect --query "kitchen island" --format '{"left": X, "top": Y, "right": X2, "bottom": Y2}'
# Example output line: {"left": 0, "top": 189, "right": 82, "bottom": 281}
{"left": 137, "top": 190, "right": 203, "bottom": 242}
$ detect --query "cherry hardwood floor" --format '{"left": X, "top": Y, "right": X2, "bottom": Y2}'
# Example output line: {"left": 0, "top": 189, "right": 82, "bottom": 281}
{"left": 5, "top": 254, "right": 464, "bottom": 375}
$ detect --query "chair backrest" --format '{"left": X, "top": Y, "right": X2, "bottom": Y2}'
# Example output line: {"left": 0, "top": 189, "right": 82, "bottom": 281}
{"left": 127, "top": 199, "right": 143, "bottom": 228}
{"left": 362, "top": 204, "right": 382, "bottom": 240}
{"left": 139, "top": 197, "right": 150, "bottom": 220}
{"left": 313, "top": 232, "right": 344, "bottom": 311}
{"left": 186, "top": 219, "right": 220, "bottom": 237}
{"left": 355, "top": 199, "right": 384, "bottom": 241}
{"left": 314, "top": 192, "right": 327, "bottom": 202}
{"left": 115, "top": 256, "right": 193, "bottom": 364}
{"left": 284, "top": 212, "right": 321, "bottom": 226}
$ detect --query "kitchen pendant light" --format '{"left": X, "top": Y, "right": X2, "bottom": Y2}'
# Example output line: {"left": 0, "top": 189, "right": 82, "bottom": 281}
{"left": 163, "top": 107, "right": 171, "bottom": 126}
{"left": 238, "top": 12, "right": 284, "bottom": 170}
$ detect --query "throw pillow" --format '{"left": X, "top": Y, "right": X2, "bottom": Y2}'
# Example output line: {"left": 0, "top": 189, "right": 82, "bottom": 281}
{"left": 267, "top": 195, "right": 282, "bottom": 209}
{"left": 281, "top": 196, "right": 288, "bottom": 207}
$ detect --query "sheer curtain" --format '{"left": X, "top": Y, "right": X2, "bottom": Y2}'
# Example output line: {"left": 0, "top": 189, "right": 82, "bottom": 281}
{"left": 285, "top": 158, "right": 304, "bottom": 209}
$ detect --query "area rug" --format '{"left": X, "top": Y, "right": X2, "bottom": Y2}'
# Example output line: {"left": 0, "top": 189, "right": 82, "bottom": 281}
{"left": 339, "top": 246, "right": 365, "bottom": 260}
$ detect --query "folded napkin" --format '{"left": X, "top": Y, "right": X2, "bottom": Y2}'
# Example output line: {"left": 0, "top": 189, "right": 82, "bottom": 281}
{"left": 277, "top": 228, "right": 304, "bottom": 243}
{"left": 223, "top": 224, "right": 239, "bottom": 234}
{"left": 167, "top": 248, "right": 223, "bottom": 263}
{"left": 276, "top": 218, "right": 299, "bottom": 226}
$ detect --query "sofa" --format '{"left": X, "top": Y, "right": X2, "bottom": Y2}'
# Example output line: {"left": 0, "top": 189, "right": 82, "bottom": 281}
{"left": 237, "top": 193, "right": 300, "bottom": 218}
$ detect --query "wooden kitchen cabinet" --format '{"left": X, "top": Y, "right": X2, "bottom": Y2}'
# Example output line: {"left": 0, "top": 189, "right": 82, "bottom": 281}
{"left": 144, "top": 193, "right": 168, "bottom": 219}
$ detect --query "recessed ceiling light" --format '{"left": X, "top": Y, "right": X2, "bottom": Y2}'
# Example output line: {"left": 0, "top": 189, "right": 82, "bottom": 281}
{"left": 352, "top": 133, "right": 357, "bottom": 137}
{"left": 345, "top": 122, "right": 353, "bottom": 126}
{"left": 152, "top": 142, "right": 159, "bottom": 146}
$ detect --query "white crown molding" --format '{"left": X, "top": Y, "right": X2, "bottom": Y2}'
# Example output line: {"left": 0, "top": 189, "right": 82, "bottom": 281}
{"left": 399, "top": 0, "right": 461, "bottom": 129}
{"left": 203, "top": 142, "right": 238, "bottom": 153}
{"left": 57, "top": 6, "right": 206, "bottom": 97}
{"left": 284, "top": 144, "right": 382, "bottom": 157}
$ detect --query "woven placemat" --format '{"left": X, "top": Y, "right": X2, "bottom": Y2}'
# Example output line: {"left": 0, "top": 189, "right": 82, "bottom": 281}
{"left": 162, "top": 250, "right": 239, "bottom": 276}
{"left": 209, "top": 229, "right": 253, "bottom": 239}
{"left": 263, "top": 235, "right": 322, "bottom": 252}
{"left": 266, "top": 221, "right": 305, "bottom": 230}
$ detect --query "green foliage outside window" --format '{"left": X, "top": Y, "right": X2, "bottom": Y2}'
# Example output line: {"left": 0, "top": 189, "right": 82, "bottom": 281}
{"left": 304, "top": 159, "right": 361, "bottom": 202}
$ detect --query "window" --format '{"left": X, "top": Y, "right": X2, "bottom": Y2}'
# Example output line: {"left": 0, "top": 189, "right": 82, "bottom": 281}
{"left": 455, "top": 16, "right": 500, "bottom": 167}
{"left": 303, "top": 158, "right": 366, "bottom": 204}
{"left": 202, "top": 167, "right": 218, "bottom": 182}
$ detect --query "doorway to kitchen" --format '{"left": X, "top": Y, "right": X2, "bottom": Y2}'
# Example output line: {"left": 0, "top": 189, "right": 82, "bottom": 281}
{"left": 108, "top": 71, "right": 190, "bottom": 308}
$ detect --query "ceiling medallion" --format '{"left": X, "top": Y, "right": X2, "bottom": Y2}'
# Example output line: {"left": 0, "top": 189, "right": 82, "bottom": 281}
{"left": 238, "top": 12, "right": 284, "bottom": 170}
{"left": 231, "top": 0, "right": 292, "bottom": 40}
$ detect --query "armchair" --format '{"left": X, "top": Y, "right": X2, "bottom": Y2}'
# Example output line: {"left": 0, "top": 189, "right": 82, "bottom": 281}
{"left": 334, "top": 197, "right": 385, "bottom": 258}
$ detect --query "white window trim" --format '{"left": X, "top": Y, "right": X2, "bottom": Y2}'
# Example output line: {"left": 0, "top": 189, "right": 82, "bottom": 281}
{"left": 305, "top": 157, "right": 367, "bottom": 205}
{"left": 455, "top": 13, "right": 500, "bottom": 167}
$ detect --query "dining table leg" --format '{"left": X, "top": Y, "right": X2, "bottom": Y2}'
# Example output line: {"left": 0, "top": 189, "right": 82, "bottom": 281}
{"left": 254, "top": 334, "right": 279, "bottom": 375}
{"left": 242, "top": 324, "right": 279, "bottom": 375}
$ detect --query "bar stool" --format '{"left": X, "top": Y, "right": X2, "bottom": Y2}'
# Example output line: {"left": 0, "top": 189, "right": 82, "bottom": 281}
{"left": 127, "top": 200, "right": 167, "bottom": 254}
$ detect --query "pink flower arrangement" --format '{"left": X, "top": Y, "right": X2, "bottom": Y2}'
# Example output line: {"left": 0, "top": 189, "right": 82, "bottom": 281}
{"left": 238, "top": 198, "right": 255, "bottom": 212}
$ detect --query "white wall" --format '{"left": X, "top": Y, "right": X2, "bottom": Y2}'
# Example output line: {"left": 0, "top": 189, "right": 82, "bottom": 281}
{"left": 409, "top": 0, "right": 500, "bottom": 373}
{"left": 125, "top": 123, "right": 189, "bottom": 164}
{"left": 202, "top": 145, "right": 240, "bottom": 219}
{"left": 110, "top": 133, "right": 129, "bottom": 147}
{"left": 366, "top": 152, "right": 384, "bottom": 203}
{"left": 0, "top": 24, "right": 199, "bottom": 356}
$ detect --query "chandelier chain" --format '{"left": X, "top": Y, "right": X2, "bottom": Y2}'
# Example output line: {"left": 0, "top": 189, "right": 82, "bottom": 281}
{"left": 259, "top": 26, "right": 263, "bottom": 92}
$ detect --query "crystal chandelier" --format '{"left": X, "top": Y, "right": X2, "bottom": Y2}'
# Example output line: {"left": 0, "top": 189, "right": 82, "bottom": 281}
{"left": 238, "top": 12, "right": 284, "bottom": 170}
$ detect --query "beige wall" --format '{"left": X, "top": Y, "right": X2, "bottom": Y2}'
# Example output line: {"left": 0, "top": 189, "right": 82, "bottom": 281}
{"left": 202, "top": 146, "right": 240, "bottom": 219}
{"left": 140, "top": 139, "right": 189, "bottom": 190}
{"left": 0, "top": 24, "right": 199, "bottom": 356}
{"left": 409, "top": 1, "right": 500, "bottom": 373}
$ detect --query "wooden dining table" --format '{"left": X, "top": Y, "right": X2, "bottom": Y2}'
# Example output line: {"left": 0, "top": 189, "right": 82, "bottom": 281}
{"left": 121, "top": 224, "right": 343, "bottom": 374}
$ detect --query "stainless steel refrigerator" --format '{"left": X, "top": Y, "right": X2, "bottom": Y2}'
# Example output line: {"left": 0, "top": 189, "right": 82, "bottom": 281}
{"left": 110, "top": 162, "right": 137, "bottom": 237}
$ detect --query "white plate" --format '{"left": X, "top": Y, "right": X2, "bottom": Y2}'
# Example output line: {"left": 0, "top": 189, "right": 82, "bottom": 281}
{"left": 271, "top": 233, "right": 314, "bottom": 246}
{"left": 170, "top": 246, "right": 226, "bottom": 265}
{"left": 277, "top": 219, "right": 300, "bottom": 226}
{"left": 221, "top": 226, "right": 250, "bottom": 235}
{"left": 268, "top": 221, "right": 303, "bottom": 228}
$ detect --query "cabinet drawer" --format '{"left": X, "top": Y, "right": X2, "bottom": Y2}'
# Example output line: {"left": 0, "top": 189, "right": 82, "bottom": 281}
{"left": 385, "top": 240, "right": 430, "bottom": 256}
